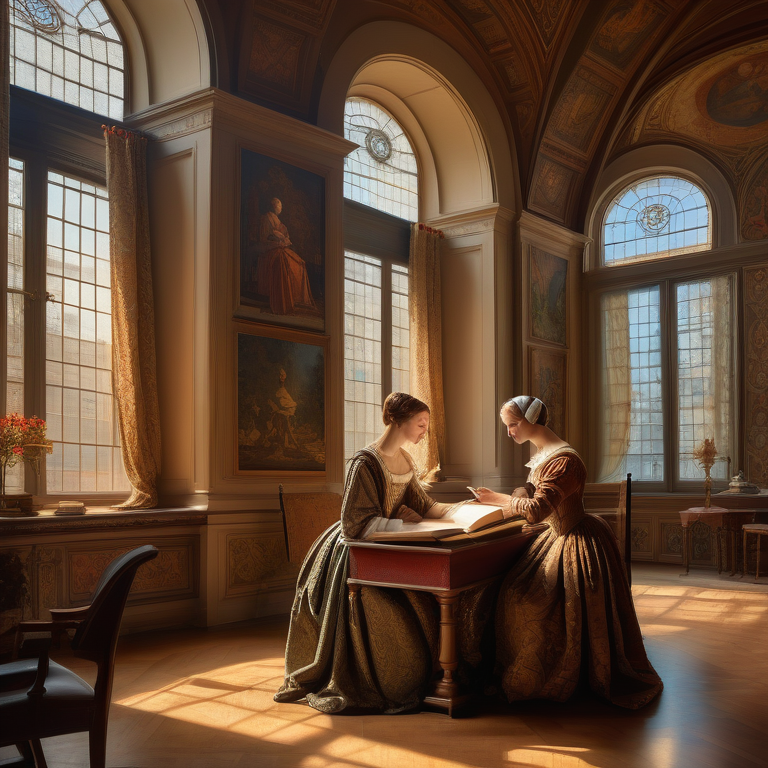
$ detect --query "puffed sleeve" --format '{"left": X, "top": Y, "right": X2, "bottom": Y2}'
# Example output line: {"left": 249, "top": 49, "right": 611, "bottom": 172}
{"left": 506, "top": 455, "right": 584, "bottom": 524}
{"left": 341, "top": 458, "right": 385, "bottom": 539}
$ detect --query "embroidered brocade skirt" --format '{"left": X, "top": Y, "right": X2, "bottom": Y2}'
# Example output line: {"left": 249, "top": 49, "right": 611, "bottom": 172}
{"left": 495, "top": 513, "right": 663, "bottom": 709}
{"left": 275, "top": 522, "right": 495, "bottom": 714}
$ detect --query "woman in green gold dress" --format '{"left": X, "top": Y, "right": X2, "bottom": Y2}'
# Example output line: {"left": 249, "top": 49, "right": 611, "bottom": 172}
{"left": 476, "top": 396, "right": 663, "bottom": 709}
{"left": 275, "top": 392, "right": 480, "bottom": 714}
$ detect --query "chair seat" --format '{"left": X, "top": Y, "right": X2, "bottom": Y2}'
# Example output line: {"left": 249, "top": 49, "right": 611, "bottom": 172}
{"left": 743, "top": 524, "right": 768, "bottom": 533}
{"left": 0, "top": 660, "right": 94, "bottom": 745}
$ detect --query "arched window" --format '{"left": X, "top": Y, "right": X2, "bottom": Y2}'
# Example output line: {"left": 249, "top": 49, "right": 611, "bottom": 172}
{"left": 595, "top": 174, "right": 733, "bottom": 491}
{"left": 344, "top": 98, "right": 418, "bottom": 221}
{"left": 603, "top": 176, "right": 711, "bottom": 266}
{"left": 9, "top": 0, "right": 125, "bottom": 119}
{"left": 342, "top": 98, "right": 416, "bottom": 461}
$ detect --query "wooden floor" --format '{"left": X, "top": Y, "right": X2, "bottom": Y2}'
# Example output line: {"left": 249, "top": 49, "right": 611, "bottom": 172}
{"left": 3, "top": 563, "right": 767, "bottom": 768}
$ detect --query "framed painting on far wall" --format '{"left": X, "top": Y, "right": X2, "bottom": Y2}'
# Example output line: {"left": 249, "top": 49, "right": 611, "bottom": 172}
{"left": 236, "top": 326, "right": 327, "bottom": 474}
{"left": 530, "top": 246, "right": 567, "bottom": 346}
{"left": 239, "top": 148, "right": 325, "bottom": 332}
{"left": 529, "top": 346, "right": 567, "bottom": 440}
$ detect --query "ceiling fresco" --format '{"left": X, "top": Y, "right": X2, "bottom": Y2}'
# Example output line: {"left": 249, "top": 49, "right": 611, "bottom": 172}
{"left": 617, "top": 40, "right": 768, "bottom": 240}
{"left": 204, "top": 0, "right": 768, "bottom": 236}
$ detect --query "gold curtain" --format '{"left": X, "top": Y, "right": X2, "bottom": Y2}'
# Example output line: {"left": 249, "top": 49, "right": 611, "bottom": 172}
{"left": 1, "top": 0, "right": 9, "bottom": 414}
{"left": 408, "top": 224, "right": 445, "bottom": 482}
{"left": 598, "top": 290, "right": 631, "bottom": 482}
{"left": 104, "top": 127, "right": 161, "bottom": 508}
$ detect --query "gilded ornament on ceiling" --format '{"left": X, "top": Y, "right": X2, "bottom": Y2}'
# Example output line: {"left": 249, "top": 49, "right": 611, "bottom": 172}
{"left": 742, "top": 154, "right": 768, "bottom": 241}
{"left": 524, "top": 0, "right": 566, "bottom": 47}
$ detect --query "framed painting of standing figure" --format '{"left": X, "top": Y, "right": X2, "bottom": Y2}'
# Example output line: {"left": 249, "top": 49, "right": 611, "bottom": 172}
{"left": 239, "top": 148, "right": 325, "bottom": 331}
{"left": 236, "top": 325, "right": 327, "bottom": 474}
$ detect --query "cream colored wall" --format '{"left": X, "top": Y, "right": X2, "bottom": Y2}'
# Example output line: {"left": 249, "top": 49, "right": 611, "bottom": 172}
{"left": 108, "top": 0, "right": 210, "bottom": 114}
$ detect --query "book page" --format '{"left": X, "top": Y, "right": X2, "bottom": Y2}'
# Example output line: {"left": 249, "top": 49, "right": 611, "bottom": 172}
{"left": 448, "top": 503, "right": 505, "bottom": 532}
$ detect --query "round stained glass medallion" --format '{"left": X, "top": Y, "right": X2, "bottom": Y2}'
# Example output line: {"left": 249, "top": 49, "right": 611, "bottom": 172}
{"left": 365, "top": 129, "right": 392, "bottom": 162}
{"left": 637, "top": 203, "right": 671, "bottom": 234}
{"left": 13, "top": 0, "right": 62, "bottom": 31}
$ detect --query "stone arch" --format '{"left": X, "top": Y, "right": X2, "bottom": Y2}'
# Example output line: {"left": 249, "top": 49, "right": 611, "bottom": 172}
{"left": 106, "top": 0, "right": 211, "bottom": 114}
{"left": 318, "top": 21, "right": 518, "bottom": 219}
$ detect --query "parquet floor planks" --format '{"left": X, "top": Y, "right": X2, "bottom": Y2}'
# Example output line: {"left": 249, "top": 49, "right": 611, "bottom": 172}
{"left": 2, "top": 563, "right": 766, "bottom": 768}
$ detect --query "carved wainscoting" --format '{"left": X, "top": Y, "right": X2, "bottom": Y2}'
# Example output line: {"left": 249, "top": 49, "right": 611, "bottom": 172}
{"left": 659, "top": 519, "right": 685, "bottom": 564}
{"left": 225, "top": 532, "right": 289, "bottom": 598}
{"left": 68, "top": 537, "right": 199, "bottom": 605}
{"left": 629, "top": 517, "right": 654, "bottom": 561}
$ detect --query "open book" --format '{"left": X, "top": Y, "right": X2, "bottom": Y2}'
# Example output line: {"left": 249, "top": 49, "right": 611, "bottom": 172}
{"left": 362, "top": 503, "right": 511, "bottom": 542}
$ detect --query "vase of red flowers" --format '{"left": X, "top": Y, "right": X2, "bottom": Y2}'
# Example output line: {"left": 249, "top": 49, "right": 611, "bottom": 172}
{"left": 0, "top": 414, "right": 53, "bottom": 515}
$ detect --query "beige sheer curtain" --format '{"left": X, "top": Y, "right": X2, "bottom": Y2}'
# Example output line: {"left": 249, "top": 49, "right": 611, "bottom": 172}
{"left": 709, "top": 275, "right": 732, "bottom": 474}
{"left": 104, "top": 127, "right": 161, "bottom": 508}
{"left": 599, "top": 290, "right": 631, "bottom": 481}
{"left": 408, "top": 223, "right": 445, "bottom": 482}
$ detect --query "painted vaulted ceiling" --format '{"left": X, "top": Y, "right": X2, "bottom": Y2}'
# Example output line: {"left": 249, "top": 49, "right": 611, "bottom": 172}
{"left": 200, "top": 0, "right": 768, "bottom": 238}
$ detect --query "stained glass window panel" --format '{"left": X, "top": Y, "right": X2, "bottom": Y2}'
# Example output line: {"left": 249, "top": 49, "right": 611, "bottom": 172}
{"left": 10, "top": 0, "right": 124, "bottom": 119}
{"left": 603, "top": 176, "right": 711, "bottom": 266}
{"left": 344, "top": 99, "right": 418, "bottom": 222}
{"left": 45, "top": 171, "right": 128, "bottom": 494}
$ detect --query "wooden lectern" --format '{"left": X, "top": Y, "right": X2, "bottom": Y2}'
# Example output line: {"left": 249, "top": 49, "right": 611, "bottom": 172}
{"left": 347, "top": 525, "right": 543, "bottom": 716}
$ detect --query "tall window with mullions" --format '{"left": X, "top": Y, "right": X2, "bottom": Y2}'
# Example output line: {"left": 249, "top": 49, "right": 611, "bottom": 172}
{"left": 343, "top": 98, "right": 417, "bottom": 463}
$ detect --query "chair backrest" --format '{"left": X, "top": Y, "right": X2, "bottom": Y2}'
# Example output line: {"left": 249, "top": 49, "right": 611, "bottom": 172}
{"left": 71, "top": 545, "right": 158, "bottom": 664}
{"left": 584, "top": 475, "right": 632, "bottom": 585}
{"left": 279, "top": 485, "right": 342, "bottom": 565}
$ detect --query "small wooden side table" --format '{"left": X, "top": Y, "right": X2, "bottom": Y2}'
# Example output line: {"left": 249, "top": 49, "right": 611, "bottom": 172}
{"left": 742, "top": 524, "right": 768, "bottom": 581}
{"left": 679, "top": 507, "right": 729, "bottom": 574}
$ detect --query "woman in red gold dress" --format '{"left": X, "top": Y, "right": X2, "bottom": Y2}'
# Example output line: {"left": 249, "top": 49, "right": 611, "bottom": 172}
{"left": 476, "top": 396, "right": 663, "bottom": 709}
{"left": 257, "top": 197, "right": 317, "bottom": 316}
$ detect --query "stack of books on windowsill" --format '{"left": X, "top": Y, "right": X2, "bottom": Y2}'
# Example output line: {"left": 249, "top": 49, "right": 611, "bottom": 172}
{"left": 55, "top": 501, "right": 87, "bottom": 515}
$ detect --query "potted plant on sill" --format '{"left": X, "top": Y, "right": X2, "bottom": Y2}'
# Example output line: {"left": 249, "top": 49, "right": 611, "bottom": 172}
{"left": 0, "top": 414, "right": 53, "bottom": 516}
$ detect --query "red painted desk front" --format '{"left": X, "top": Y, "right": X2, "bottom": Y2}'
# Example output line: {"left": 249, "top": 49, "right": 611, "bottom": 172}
{"left": 347, "top": 526, "right": 543, "bottom": 716}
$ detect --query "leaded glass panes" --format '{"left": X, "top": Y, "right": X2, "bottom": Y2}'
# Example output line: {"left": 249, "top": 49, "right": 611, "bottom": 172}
{"left": 344, "top": 252, "right": 382, "bottom": 462}
{"left": 5, "top": 158, "right": 26, "bottom": 493}
{"left": 45, "top": 171, "right": 128, "bottom": 493}
{"left": 391, "top": 265, "right": 410, "bottom": 393}
{"left": 344, "top": 99, "right": 418, "bottom": 221}
{"left": 676, "top": 276, "right": 732, "bottom": 481}
{"left": 603, "top": 176, "right": 711, "bottom": 266}
{"left": 9, "top": 0, "right": 124, "bottom": 119}
{"left": 626, "top": 286, "right": 664, "bottom": 481}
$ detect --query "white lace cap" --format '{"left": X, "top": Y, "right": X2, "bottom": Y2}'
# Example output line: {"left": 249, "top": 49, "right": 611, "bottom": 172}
{"left": 511, "top": 395, "right": 544, "bottom": 424}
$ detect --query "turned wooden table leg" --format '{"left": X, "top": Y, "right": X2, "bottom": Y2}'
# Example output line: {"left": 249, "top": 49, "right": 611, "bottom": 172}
{"left": 433, "top": 593, "right": 459, "bottom": 699}
{"left": 683, "top": 525, "right": 690, "bottom": 574}
{"left": 423, "top": 589, "right": 470, "bottom": 717}
{"left": 716, "top": 526, "right": 723, "bottom": 574}
{"left": 743, "top": 529, "right": 748, "bottom": 579}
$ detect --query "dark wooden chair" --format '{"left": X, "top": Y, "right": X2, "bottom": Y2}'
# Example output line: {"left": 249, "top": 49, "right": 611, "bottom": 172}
{"left": 0, "top": 544, "right": 158, "bottom": 768}
{"left": 583, "top": 474, "right": 633, "bottom": 586}
{"left": 278, "top": 484, "right": 342, "bottom": 565}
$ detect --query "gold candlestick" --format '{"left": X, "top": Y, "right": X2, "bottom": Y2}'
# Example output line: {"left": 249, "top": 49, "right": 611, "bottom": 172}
{"left": 692, "top": 439, "right": 717, "bottom": 509}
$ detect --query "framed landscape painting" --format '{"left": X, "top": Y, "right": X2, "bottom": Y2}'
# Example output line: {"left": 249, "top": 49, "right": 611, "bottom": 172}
{"left": 529, "top": 346, "right": 567, "bottom": 439}
{"left": 236, "top": 326, "right": 327, "bottom": 474}
{"left": 239, "top": 148, "right": 325, "bottom": 332}
{"left": 530, "top": 246, "right": 568, "bottom": 346}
